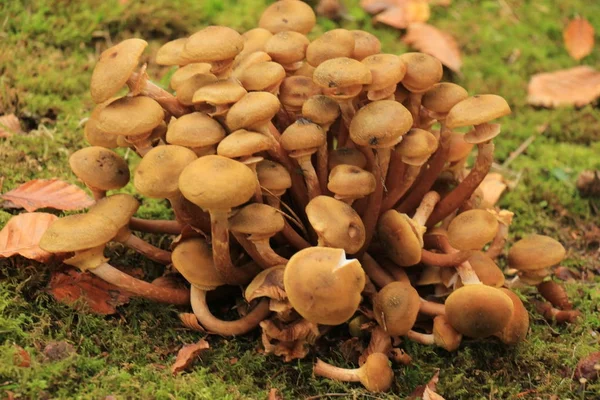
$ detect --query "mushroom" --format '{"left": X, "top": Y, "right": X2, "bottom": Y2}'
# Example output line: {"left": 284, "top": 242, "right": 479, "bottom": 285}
{"left": 84, "top": 101, "right": 119, "bottom": 149}
{"left": 508, "top": 234, "right": 566, "bottom": 285}
{"left": 373, "top": 281, "right": 420, "bottom": 336}
{"left": 405, "top": 315, "right": 462, "bottom": 352}
{"left": 328, "top": 165, "right": 376, "bottom": 205}
{"left": 350, "top": 30, "right": 381, "bottom": 61}
{"left": 237, "top": 61, "right": 286, "bottom": 95}
{"left": 455, "top": 251, "right": 505, "bottom": 288}
{"left": 447, "top": 209, "right": 499, "bottom": 251}
{"left": 175, "top": 72, "right": 219, "bottom": 107}
{"left": 182, "top": 25, "right": 244, "bottom": 77}
{"left": 283, "top": 247, "right": 365, "bottom": 325}
{"left": 306, "top": 29, "right": 355, "bottom": 67}
{"left": 236, "top": 28, "right": 273, "bottom": 60}
{"left": 231, "top": 51, "right": 273, "bottom": 82}
{"left": 155, "top": 38, "right": 193, "bottom": 66}
{"left": 279, "top": 76, "right": 321, "bottom": 121}
{"left": 361, "top": 54, "right": 406, "bottom": 101}
{"left": 69, "top": 146, "right": 130, "bottom": 200}
{"left": 259, "top": 0, "right": 316, "bottom": 34}
{"left": 265, "top": 31, "right": 310, "bottom": 73}
{"left": 166, "top": 112, "right": 226, "bottom": 156}
{"left": 191, "top": 78, "right": 247, "bottom": 117}
{"left": 313, "top": 353, "right": 394, "bottom": 392}
{"left": 493, "top": 289, "right": 529, "bottom": 345}
{"left": 328, "top": 147, "right": 368, "bottom": 170}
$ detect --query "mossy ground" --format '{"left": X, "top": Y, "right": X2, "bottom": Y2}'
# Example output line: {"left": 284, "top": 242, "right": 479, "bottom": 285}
{"left": 1, "top": 0, "right": 599, "bottom": 398}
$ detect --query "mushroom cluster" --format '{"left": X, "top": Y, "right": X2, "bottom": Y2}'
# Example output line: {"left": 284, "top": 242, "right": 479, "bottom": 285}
{"left": 40, "top": 1, "right": 575, "bottom": 392}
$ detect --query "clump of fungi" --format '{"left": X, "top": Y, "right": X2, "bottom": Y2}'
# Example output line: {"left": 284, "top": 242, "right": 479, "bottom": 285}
{"left": 39, "top": 0, "right": 580, "bottom": 393}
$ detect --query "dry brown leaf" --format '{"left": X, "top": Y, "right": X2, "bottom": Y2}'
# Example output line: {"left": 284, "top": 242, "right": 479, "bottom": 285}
{"left": 478, "top": 172, "right": 508, "bottom": 208}
{"left": 0, "top": 114, "right": 23, "bottom": 138}
{"left": 1, "top": 179, "right": 95, "bottom": 212}
{"left": 527, "top": 66, "right": 600, "bottom": 107}
{"left": 0, "top": 212, "right": 58, "bottom": 262}
{"left": 564, "top": 17, "right": 595, "bottom": 60}
{"left": 403, "top": 23, "right": 462, "bottom": 72}
{"left": 43, "top": 341, "right": 76, "bottom": 361}
{"left": 179, "top": 313, "right": 206, "bottom": 332}
{"left": 47, "top": 267, "right": 131, "bottom": 315}
{"left": 408, "top": 370, "right": 443, "bottom": 399}
{"left": 360, "top": 0, "right": 398, "bottom": 14}
{"left": 13, "top": 345, "right": 31, "bottom": 367}
{"left": 267, "top": 388, "right": 283, "bottom": 400}
{"left": 574, "top": 351, "right": 600, "bottom": 382}
{"left": 373, "top": 1, "right": 430, "bottom": 29}
{"left": 171, "top": 339, "right": 210, "bottom": 375}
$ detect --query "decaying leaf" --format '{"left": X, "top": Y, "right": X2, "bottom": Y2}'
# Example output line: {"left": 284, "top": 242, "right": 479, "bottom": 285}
{"left": 43, "top": 341, "right": 76, "bottom": 362}
{"left": 527, "top": 66, "right": 600, "bottom": 107}
{"left": 171, "top": 339, "right": 210, "bottom": 375}
{"left": 408, "top": 370, "right": 444, "bottom": 399}
{"left": 373, "top": 1, "right": 430, "bottom": 30}
{"left": 478, "top": 173, "right": 508, "bottom": 208}
{"left": 47, "top": 267, "right": 131, "bottom": 315}
{"left": 563, "top": 17, "right": 595, "bottom": 61}
{"left": 13, "top": 345, "right": 31, "bottom": 367}
{"left": 1, "top": 179, "right": 95, "bottom": 212}
{"left": 574, "top": 351, "right": 600, "bottom": 382}
{"left": 0, "top": 212, "right": 58, "bottom": 262}
{"left": 179, "top": 313, "right": 206, "bottom": 332}
{"left": 267, "top": 388, "right": 283, "bottom": 400}
{"left": 316, "top": 0, "right": 345, "bottom": 19}
{"left": 0, "top": 114, "right": 22, "bottom": 138}
{"left": 403, "top": 23, "right": 462, "bottom": 72}
{"left": 576, "top": 170, "right": 600, "bottom": 197}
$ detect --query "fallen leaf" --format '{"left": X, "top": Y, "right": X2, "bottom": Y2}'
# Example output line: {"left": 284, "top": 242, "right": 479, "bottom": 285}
{"left": 179, "top": 313, "right": 206, "bottom": 332}
{"left": 13, "top": 345, "right": 31, "bottom": 367}
{"left": 564, "top": 17, "right": 595, "bottom": 60}
{"left": 0, "top": 114, "right": 22, "bottom": 138}
{"left": 373, "top": 1, "right": 430, "bottom": 30}
{"left": 316, "top": 0, "right": 345, "bottom": 19}
{"left": 408, "top": 370, "right": 443, "bottom": 399}
{"left": 43, "top": 341, "right": 76, "bottom": 361}
{"left": 576, "top": 170, "right": 600, "bottom": 197}
{"left": 47, "top": 267, "right": 131, "bottom": 315}
{"left": 527, "top": 66, "right": 600, "bottom": 107}
{"left": 267, "top": 388, "right": 283, "bottom": 400}
{"left": 574, "top": 351, "right": 600, "bottom": 382}
{"left": 478, "top": 173, "right": 508, "bottom": 208}
{"left": 0, "top": 212, "right": 58, "bottom": 262}
{"left": 171, "top": 339, "right": 210, "bottom": 375}
{"left": 403, "top": 23, "right": 462, "bottom": 72}
{"left": 1, "top": 179, "right": 95, "bottom": 212}
{"left": 360, "top": 0, "right": 398, "bottom": 14}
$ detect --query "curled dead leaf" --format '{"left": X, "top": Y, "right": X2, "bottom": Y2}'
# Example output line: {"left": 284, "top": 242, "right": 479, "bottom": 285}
{"left": 0, "top": 212, "right": 58, "bottom": 262}
{"left": 267, "top": 388, "right": 283, "bottom": 400}
{"left": 179, "top": 313, "right": 206, "bottom": 332}
{"left": 0, "top": 114, "right": 23, "bottom": 138}
{"left": 403, "top": 23, "right": 462, "bottom": 72}
{"left": 1, "top": 179, "right": 95, "bottom": 212}
{"left": 564, "top": 17, "right": 595, "bottom": 61}
{"left": 43, "top": 341, "right": 76, "bottom": 361}
{"left": 527, "top": 66, "right": 600, "bottom": 107}
{"left": 574, "top": 351, "right": 600, "bottom": 382}
{"left": 373, "top": 1, "right": 430, "bottom": 30}
{"left": 478, "top": 173, "right": 508, "bottom": 208}
{"left": 13, "top": 345, "right": 31, "bottom": 367}
{"left": 409, "top": 370, "right": 444, "bottom": 399}
{"left": 577, "top": 170, "right": 600, "bottom": 197}
{"left": 171, "top": 339, "right": 210, "bottom": 375}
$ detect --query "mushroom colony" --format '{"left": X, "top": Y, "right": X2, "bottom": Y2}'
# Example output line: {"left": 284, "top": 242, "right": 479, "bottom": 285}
{"left": 39, "top": 0, "right": 576, "bottom": 392}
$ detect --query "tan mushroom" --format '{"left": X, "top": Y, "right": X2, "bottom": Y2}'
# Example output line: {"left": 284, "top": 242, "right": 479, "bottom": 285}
{"left": 351, "top": 30, "right": 381, "bottom": 61}
{"left": 306, "top": 29, "right": 355, "bottom": 67}
{"left": 327, "top": 165, "right": 376, "bottom": 205}
{"left": 191, "top": 78, "right": 247, "bottom": 117}
{"left": 155, "top": 38, "right": 192, "bottom": 66}
{"left": 508, "top": 235, "right": 566, "bottom": 285}
{"left": 361, "top": 54, "right": 406, "bottom": 101}
{"left": 182, "top": 25, "right": 244, "bottom": 77}
{"left": 259, "top": 0, "right": 316, "bottom": 34}
{"left": 313, "top": 353, "right": 394, "bottom": 392}
{"left": 166, "top": 112, "right": 226, "bottom": 156}
{"left": 69, "top": 146, "right": 129, "bottom": 200}
{"left": 265, "top": 31, "right": 310, "bottom": 73}
{"left": 405, "top": 315, "right": 462, "bottom": 352}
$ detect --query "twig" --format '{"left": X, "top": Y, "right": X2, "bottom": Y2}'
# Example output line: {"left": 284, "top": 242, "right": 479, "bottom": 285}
{"left": 502, "top": 135, "right": 536, "bottom": 168}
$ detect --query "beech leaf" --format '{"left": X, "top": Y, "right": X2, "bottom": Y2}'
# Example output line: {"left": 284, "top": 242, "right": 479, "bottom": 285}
{"left": 0, "top": 114, "right": 23, "bottom": 138}
{"left": 171, "top": 339, "right": 210, "bottom": 375}
{"left": 373, "top": 1, "right": 430, "bottom": 30}
{"left": 1, "top": 179, "right": 95, "bottom": 212}
{"left": 0, "top": 212, "right": 58, "bottom": 262}
{"left": 527, "top": 66, "right": 600, "bottom": 107}
{"left": 478, "top": 172, "right": 508, "bottom": 208}
{"left": 47, "top": 267, "right": 131, "bottom": 315}
{"left": 408, "top": 370, "right": 444, "bottom": 399}
{"left": 574, "top": 351, "right": 600, "bottom": 382}
{"left": 564, "top": 17, "right": 595, "bottom": 61}
{"left": 403, "top": 23, "right": 462, "bottom": 72}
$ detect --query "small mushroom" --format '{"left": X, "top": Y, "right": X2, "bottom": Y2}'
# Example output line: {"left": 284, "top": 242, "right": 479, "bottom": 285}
{"left": 447, "top": 209, "right": 499, "bottom": 251}
{"left": 313, "top": 353, "right": 394, "bottom": 392}
{"left": 175, "top": 72, "right": 219, "bottom": 106}
{"left": 508, "top": 235, "right": 566, "bottom": 285}
{"left": 238, "top": 61, "right": 286, "bottom": 95}
{"left": 306, "top": 29, "right": 355, "bottom": 67}
{"left": 405, "top": 315, "right": 462, "bottom": 351}
{"left": 155, "top": 38, "right": 193, "bottom": 66}
{"left": 265, "top": 31, "right": 310, "bottom": 73}
{"left": 259, "top": 0, "right": 316, "bottom": 34}
{"left": 192, "top": 78, "right": 247, "bottom": 117}
{"left": 279, "top": 76, "right": 321, "bottom": 119}
{"left": 373, "top": 281, "right": 420, "bottom": 336}
{"left": 69, "top": 146, "right": 130, "bottom": 200}
{"left": 493, "top": 289, "right": 529, "bottom": 345}
{"left": 166, "top": 112, "right": 226, "bottom": 156}
{"left": 361, "top": 54, "right": 406, "bottom": 101}
{"left": 328, "top": 147, "right": 368, "bottom": 170}
{"left": 182, "top": 25, "right": 244, "bottom": 77}
{"left": 327, "top": 165, "right": 376, "bottom": 205}
{"left": 236, "top": 28, "right": 273, "bottom": 60}
{"left": 351, "top": 30, "right": 381, "bottom": 61}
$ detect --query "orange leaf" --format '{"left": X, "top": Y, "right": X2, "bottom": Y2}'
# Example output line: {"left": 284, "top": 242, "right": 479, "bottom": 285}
{"left": 403, "top": 23, "right": 462, "bottom": 72}
{"left": 360, "top": 0, "right": 398, "bottom": 14}
{"left": 171, "top": 339, "right": 210, "bottom": 375}
{"left": 527, "top": 66, "right": 600, "bottom": 107}
{"left": 47, "top": 267, "right": 131, "bottom": 315}
{"left": 1, "top": 179, "right": 95, "bottom": 212}
{"left": 0, "top": 212, "right": 57, "bottom": 261}
{"left": 564, "top": 17, "right": 595, "bottom": 61}
{"left": 478, "top": 173, "right": 508, "bottom": 208}
{"left": 373, "top": 1, "right": 430, "bottom": 29}
{"left": 0, "top": 114, "right": 22, "bottom": 138}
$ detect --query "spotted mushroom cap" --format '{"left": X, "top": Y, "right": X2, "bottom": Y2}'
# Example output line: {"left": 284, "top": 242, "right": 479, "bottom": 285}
{"left": 446, "top": 95, "right": 511, "bottom": 129}
{"left": 259, "top": 0, "right": 316, "bottom": 34}
{"left": 95, "top": 96, "right": 164, "bottom": 137}
{"left": 183, "top": 25, "right": 244, "bottom": 62}
{"left": 40, "top": 213, "right": 118, "bottom": 253}
{"left": 69, "top": 147, "right": 130, "bottom": 191}
{"left": 349, "top": 100, "right": 412, "bottom": 148}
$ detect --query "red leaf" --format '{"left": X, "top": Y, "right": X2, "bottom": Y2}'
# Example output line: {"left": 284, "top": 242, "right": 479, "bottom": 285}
{"left": 1, "top": 179, "right": 95, "bottom": 212}
{"left": 171, "top": 339, "right": 210, "bottom": 375}
{"left": 47, "top": 267, "right": 131, "bottom": 315}
{"left": 0, "top": 212, "right": 58, "bottom": 262}
{"left": 527, "top": 66, "right": 600, "bottom": 108}
{"left": 13, "top": 345, "right": 31, "bottom": 367}
{"left": 564, "top": 17, "right": 595, "bottom": 61}
{"left": 403, "top": 23, "right": 462, "bottom": 72}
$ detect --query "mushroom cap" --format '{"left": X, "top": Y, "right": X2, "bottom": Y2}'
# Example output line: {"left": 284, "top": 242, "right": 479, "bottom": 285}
{"left": 69, "top": 147, "right": 130, "bottom": 191}
{"left": 40, "top": 213, "right": 118, "bottom": 253}
{"left": 84, "top": 103, "right": 119, "bottom": 149}
{"left": 373, "top": 281, "right": 420, "bottom": 336}
{"left": 179, "top": 155, "right": 257, "bottom": 211}
{"left": 377, "top": 209, "right": 424, "bottom": 267}
{"left": 256, "top": 160, "right": 292, "bottom": 193}
{"left": 445, "top": 285, "right": 514, "bottom": 338}
{"left": 283, "top": 247, "right": 365, "bottom": 325}
{"left": 88, "top": 193, "right": 139, "bottom": 229}
{"left": 494, "top": 288, "right": 529, "bottom": 345}
{"left": 176, "top": 73, "right": 219, "bottom": 106}
{"left": 464, "top": 123, "right": 502, "bottom": 144}
{"left": 245, "top": 265, "right": 286, "bottom": 302}
{"left": 155, "top": 38, "right": 192, "bottom": 66}
{"left": 362, "top": 54, "right": 406, "bottom": 91}
{"left": 239, "top": 28, "right": 273, "bottom": 58}
{"left": 217, "top": 129, "right": 273, "bottom": 159}
{"left": 192, "top": 78, "right": 247, "bottom": 106}
{"left": 306, "top": 29, "right": 355, "bottom": 67}
{"left": 238, "top": 61, "right": 286, "bottom": 92}
{"left": 293, "top": 62, "right": 316, "bottom": 78}
{"left": 279, "top": 76, "right": 321, "bottom": 111}
{"left": 166, "top": 112, "right": 225, "bottom": 148}
{"left": 225, "top": 91, "right": 281, "bottom": 131}
{"left": 313, "top": 57, "right": 372, "bottom": 90}
{"left": 461, "top": 251, "right": 505, "bottom": 287}
{"left": 422, "top": 83, "right": 469, "bottom": 114}
{"left": 306, "top": 196, "right": 365, "bottom": 254}
{"left": 432, "top": 315, "right": 462, "bottom": 352}
{"left": 183, "top": 26, "right": 244, "bottom": 62}
{"left": 349, "top": 100, "right": 412, "bottom": 148}
{"left": 328, "top": 165, "right": 376, "bottom": 199}
{"left": 302, "top": 95, "right": 340, "bottom": 126}
{"left": 95, "top": 96, "right": 164, "bottom": 137}
{"left": 447, "top": 209, "right": 499, "bottom": 251}
{"left": 280, "top": 119, "right": 326, "bottom": 153}
{"left": 134, "top": 145, "right": 197, "bottom": 199}
{"left": 171, "top": 237, "right": 225, "bottom": 290}
{"left": 90, "top": 38, "right": 148, "bottom": 104}
{"left": 446, "top": 95, "right": 511, "bottom": 129}
{"left": 265, "top": 31, "right": 310, "bottom": 65}
{"left": 259, "top": 0, "right": 316, "bottom": 34}
{"left": 170, "top": 63, "right": 213, "bottom": 90}
{"left": 395, "top": 128, "right": 438, "bottom": 166}
{"left": 351, "top": 30, "right": 381, "bottom": 61}
{"left": 229, "top": 203, "right": 285, "bottom": 237}
{"left": 359, "top": 353, "right": 394, "bottom": 393}
{"left": 398, "top": 52, "right": 443, "bottom": 93}
{"left": 447, "top": 131, "right": 474, "bottom": 162}
{"left": 232, "top": 51, "right": 273, "bottom": 80}
{"left": 507, "top": 234, "right": 566, "bottom": 272}
{"left": 328, "top": 147, "right": 367, "bottom": 170}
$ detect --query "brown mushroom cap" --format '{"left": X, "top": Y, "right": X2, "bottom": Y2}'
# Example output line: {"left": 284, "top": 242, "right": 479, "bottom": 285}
{"left": 362, "top": 54, "right": 406, "bottom": 91}
{"left": 166, "top": 112, "right": 225, "bottom": 149}
{"left": 447, "top": 131, "right": 474, "bottom": 162}
{"left": 302, "top": 95, "right": 340, "bottom": 126}
{"left": 229, "top": 203, "right": 285, "bottom": 238}
{"left": 494, "top": 288, "right": 529, "bottom": 345}
{"left": 69, "top": 147, "right": 130, "bottom": 191}
{"left": 88, "top": 193, "right": 139, "bottom": 229}
{"left": 84, "top": 103, "right": 119, "bottom": 148}
{"left": 328, "top": 165, "right": 376, "bottom": 199}
{"left": 279, "top": 77, "right": 321, "bottom": 111}
{"left": 328, "top": 147, "right": 368, "bottom": 170}
{"left": 265, "top": 31, "right": 310, "bottom": 65}
{"left": 170, "top": 63, "right": 213, "bottom": 90}
{"left": 232, "top": 51, "right": 273, "bottom": 80}
{"left": 358, "top": 353, "right": 394, "bottom": 392}
{"left": 191, "top": 78, "right": 247, "bottom": 108}
{"left": 155, "top": 38, "right": 192, "bottom": 66}
{"left": 283, "top": 246, "right": 365, "bottom": 325}
{"left": 40, "top": 213, "right": 118, "bottom": 253}
{"left": 377, "top": 210, "right": 424, "bottom": 267}
{"left": 280, "top": 119, "right": 326, "bottom": 154}
{"left": 259, "top": 0, "right": 316, "bottom": 34}
{"left": 373, "top": 281, "right": 420, "bottom": 336}
{"left": 245, "top": 265, "right": 286, "bottom": 302}
{"left": 95, "top": 96, "right": 164, "bottom": 137}
{"left": 256, "top": 160, "right": 292, "bottom": 195}
{"left": 507, "top": 234, "right": 566, "bottom": 272}
{"left": 175, "top": 73, "right": 219, "bottom": 106}
{"left": 460, "top": 251, "right": 505, "bottom": 287}
{"left": 398, "top": 52, "right": 443, "bottom": 93}
{"left": 172, "top": 237, "right": 225, "bottom": 290}
{"left": 313, "top": 57, "right": 372, "bottom": 91}
{"left": 183, "top": 26, "right": 244, "bottom": 62}
{"left": 239, "top": 28, "right": 273, "bottom": 57}
{"left": 445, "top": 285, "right": 514, "bottom": 338}
{"left": 90, "top": 38, "right": 148, "bottom": 104}
{"left": 447, "top": 210, "right": 499, "bottom": 251}
{"left": 349, "top": 100, "right": 412, "bottom": 148}
{"left": 306, "top": 196, "right": 365, "bottom": 254}
{"left": 445, "top": 95, "right": 511, "bottom": 129}
{"left": 422, "top": 83, "right": 469, "bottom": 115}
{"left": 179, "top": 155, "right": 257, "bottom": 211}
{"left": 395, "top": 128, "right": 438, "bottom": 165}
{"left": 238, "top": 61, "right": 286, "bottom": 92}
{"left": 134, "top": 145, "right": 197, "bottom": 199}
{"left": 432, "top": 315, "right": 462, "bottom": 352}
{"left": 217, "top": 129, "right": 272, "bottom": 159}
{"left": 225, "top": 91, "right": 281, "bottom": 131}
{"left": 306, "top": 29, "right": 355, "bottom": 67}
{"left": 351, "top": 30, "right": 381, "bottom": 61}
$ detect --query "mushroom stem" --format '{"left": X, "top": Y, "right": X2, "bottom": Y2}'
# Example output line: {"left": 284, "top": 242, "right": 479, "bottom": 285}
{"left": 252, "top": 240, "right": 288, "bottom": 267}
{"left": 407, "top": 92, "right": 423, "bottom": 127}
{"left": 246, "top": 162, "right": 264, "bottom": 203}
{"left": 190, "top": 286, "right": 271, "bottom": 335}
{"left": 426, "top": 141, "right": 495, "bottom": 228}
{"left": 314, "top": 359, "right": 361, "bottom": 382}
{"left": 419, "top": 298, "right": 446, "bottom": 316}
{"left": 316, "top": 142, "right": 330, "bottom": 195}
{"left": 357, "top": 147, "right": 383, "bottom": 256}
{"left": 339, "top": 98, "right": 357, "bottom": 128}
{"left": 169, "top": 193, "right": 212, "bottom": 235}
{"left": 536, "top": 281, "right": 574, "bottom": 310}
{"left": 294, "top": 154, "right": 322, "bottom": 200}
{"left": 405, "top": 330, "right": 435, "bottom": 346}
{"left": 437, "top": 235, "right": 481, "bottom": 285}
{"left": 89, "top": 187, "right": 106, "bottom": 201}
{"left": 485, "top": 218, "right": 510, "bottom": 260}
{"left": 412, "top": 191, "right": 441, "bottom": 226}
{"left": 265, "top": 197, "right": 311, "bottom": 250}
{"left": 92, "top": 262, "right": 190, "bottom": 305}
{"left": 127, "top": 72, "right": 190, "bottom": 117}
{"left": 380, "top": 164, "right": 419, "bottom": 213}
{"left": 361, "top": 253, "right": 394, "bottom": 288}
{"left": 129, "top": 217, "right": 183, "bottom": 235}
{"left": 420, "top": 248, "right": 473, "bottom": 267}
{"left": 384, "top": 153, "right": 406, "bottom": 193}
{"left": 122, "top": 233, "right": 172, "bottom": 264}
{"left": 376, "top": 147, "right": 392, "bottom": 183}
{"left": 232, "top": 232, "right": 272, "bottom": 270}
